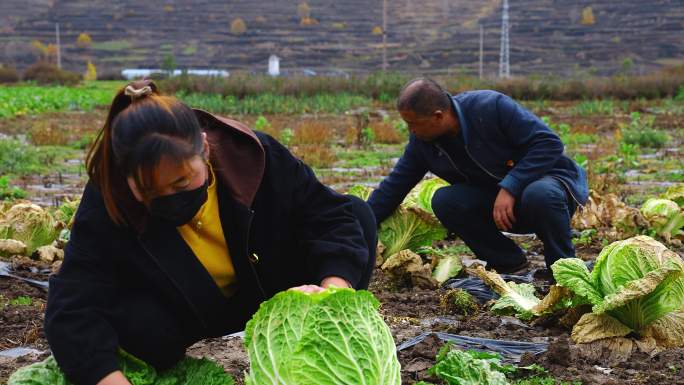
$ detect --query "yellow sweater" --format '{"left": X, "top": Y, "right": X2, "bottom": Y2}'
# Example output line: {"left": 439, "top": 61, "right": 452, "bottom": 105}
{"left": 177, "top": 165, "right": 237, "bottom": 297}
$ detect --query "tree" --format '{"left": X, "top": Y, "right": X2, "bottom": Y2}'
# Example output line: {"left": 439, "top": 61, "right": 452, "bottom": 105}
{"left": 297, "top": 2, "right": 318, "bottom": 26}
{"left": 581, "top": 6, "right": 595, "bottom": 26}
{"left": 297, "top": 2, "right": 310, "bottom": 19}
{"left": 30, "top": 40, "right": 58, "bottom": 63}
{"left": 231, "top": 18, "right": 247, "bottom": 35}
{"left": 83, "top": 61, "right": 97, "bottom": 81}
{"left": 76, "top": 32, "right": 92, "bottom": 49}
{"left": 161, "top": 54, "right": 176, "bottom": 76}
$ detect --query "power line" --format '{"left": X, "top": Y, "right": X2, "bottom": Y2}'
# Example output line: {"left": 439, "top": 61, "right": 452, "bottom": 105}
{"left": 499, "top": 0, "right": 510, "bottom": 78}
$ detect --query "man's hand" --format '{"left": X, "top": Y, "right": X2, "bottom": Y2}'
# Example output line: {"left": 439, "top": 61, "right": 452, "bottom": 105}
{"left": 493, "top": 188, "right": 516, "bottom": 231}
{"left": 289, "top": 276, "right": 351, "bottom": 294}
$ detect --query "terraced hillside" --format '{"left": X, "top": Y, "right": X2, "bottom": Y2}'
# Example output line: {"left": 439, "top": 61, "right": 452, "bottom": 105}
{"left": 1, "top": 0, "right": 683, "bottom": 76}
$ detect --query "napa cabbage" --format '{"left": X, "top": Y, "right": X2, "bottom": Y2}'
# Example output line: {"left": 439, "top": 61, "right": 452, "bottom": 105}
{"left": 244, "top": 287, "right": 401, "bottom": 385}
{"left": 551, "top": 235, "right": 684, "bottom": 347}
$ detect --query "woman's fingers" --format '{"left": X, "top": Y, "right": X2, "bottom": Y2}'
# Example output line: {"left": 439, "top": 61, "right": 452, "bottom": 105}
{"left": 289, "top": 284, "right": 325, "bottom": 293}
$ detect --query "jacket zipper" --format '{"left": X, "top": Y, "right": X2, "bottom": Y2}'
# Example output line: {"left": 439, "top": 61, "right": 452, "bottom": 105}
{"left": 463, "top": 147, "right": 584, "bottom": 208}
{"left": 245, "top": 209, "right": 267, "bottom": 299}
{"left": 434, "top": 143, "right": 470, "bottom": 182}
{"left": 551, "top": 176, "right": 584, "bottom": 209}
{"left": 464, "top": 146, "right": 504, "bottom": 181}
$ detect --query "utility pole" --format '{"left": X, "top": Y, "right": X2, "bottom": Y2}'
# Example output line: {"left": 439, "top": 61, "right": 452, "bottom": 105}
{"left": 55, "top": 23, "right": 62, "bottom": 69}
{"left": 498, "top": 0, "right": 510, "bottom": 78}
{"left": 382, "top": 0, "right": 388, "bottom": 71}
{"left": 479, "top": 23, "right": 484, "bottom": 79}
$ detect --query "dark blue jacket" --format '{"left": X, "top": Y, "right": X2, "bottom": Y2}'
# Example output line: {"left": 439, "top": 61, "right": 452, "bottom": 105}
{"left": 368, "top": 90, "right": 588, "bottom": 223}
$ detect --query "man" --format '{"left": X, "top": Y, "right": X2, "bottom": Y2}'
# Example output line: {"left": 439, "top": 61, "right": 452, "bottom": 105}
{"left": 367, "top": 78, "right": 588, "bottom": 272}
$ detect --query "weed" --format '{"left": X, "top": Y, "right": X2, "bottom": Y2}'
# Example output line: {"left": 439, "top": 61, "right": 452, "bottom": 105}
{"left": 253, "top": 115, "right": 271, "bottom": 131}
{"left": 439, "top": 288, "right": 479, "bottom": 316}
{"left": 9, "top": 296, "right": 33, "bottom": 306}
{"left": 621, "top": 112, "right": 669, "bottom": 148}
{"left": 360, "top": 126, "right": 375, "bottom": 147}
{"left": 336, "top": 147, "right": 401, "bottom": 168}
{"left": 570, "top": 99, "right": 615, "bottom": 116}
{"left": 0, "top": 176, "right": 27, "bottom": 201}
{"left": 541, "top": 117, "right": 597, "bottom": 147}
{"left": 573, "top": 229, "right": 597, "bottom": 247}
{"left": 514, "top": 376, "right": 582, "bottom": 385}
{"left": 279, "top": 128, "right": 295, "bottom": 147}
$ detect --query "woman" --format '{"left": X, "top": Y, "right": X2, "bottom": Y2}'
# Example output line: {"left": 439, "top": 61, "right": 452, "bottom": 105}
{"left": 44, "top": 80, "right": 376, "bottom": 385}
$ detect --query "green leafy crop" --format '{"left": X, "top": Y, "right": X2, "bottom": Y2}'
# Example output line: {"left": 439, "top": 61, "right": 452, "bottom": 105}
{"left": 8, "top": 350, "right": 234, "bottom": 385}
{"left": 244, "top": 288, "right": 401, "bottom": 385}
{"left": 552, "top": 236, "right": 684, "bottom": 347}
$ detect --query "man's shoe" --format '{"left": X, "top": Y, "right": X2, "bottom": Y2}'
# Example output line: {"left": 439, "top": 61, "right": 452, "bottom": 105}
{"left": 491, "top": 260, "right": 530, "bottom": 275}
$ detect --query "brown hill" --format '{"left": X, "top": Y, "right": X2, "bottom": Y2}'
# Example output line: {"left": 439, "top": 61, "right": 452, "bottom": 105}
{"left": 1, "top": 0, "right": 683, "bottom": 76}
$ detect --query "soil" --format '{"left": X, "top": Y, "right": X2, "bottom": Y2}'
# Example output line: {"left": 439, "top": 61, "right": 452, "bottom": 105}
{"left": 3, "top": 249, "right": 684, "bottom": 385}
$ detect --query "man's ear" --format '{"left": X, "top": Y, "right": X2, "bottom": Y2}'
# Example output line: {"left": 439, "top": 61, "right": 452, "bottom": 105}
{"left": 433, "top": 110, "right": 444, "bottom": 121}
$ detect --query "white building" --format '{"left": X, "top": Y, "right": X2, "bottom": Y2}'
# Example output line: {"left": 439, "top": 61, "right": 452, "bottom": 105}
{"left": 121, "top": 69, "right": 230, "bottom": 80}
{"left": 268, "top": 55, "right": 280, "bottom": 77}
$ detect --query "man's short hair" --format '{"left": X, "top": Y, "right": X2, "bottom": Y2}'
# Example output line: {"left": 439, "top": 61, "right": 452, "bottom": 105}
{"left": 396, "top": 78, "right": 451, "bottom": 116}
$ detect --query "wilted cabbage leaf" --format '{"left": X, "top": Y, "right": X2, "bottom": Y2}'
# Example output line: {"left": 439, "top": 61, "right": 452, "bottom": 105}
{"left": 432, "top": 255, "right": 463, "bottom": 284}
{"left": 551, "top": 235, "right": 684, "bottom": 346}
{"left": 404, "top": 178, "right": 449, "bottom": 214}
{"left": 347, "top": 185, "right": 373, "bottom": 201}
{"left": 349, "top": 179, "right": 448, "bottom": 258}
{"left": 244, "top": 288, "right": 401, "bottom": 385}
{"left": 8, "top": 350, "right": 234, "bottom": 385}
{"left": 571, "top": 190, "right": 646, "bottom": 236}
{"left": 379, "top": 206, "right": 447, "bottom": 258}
{"left": 470, "top": 265, "right": 540, "bottom": 320}
{"left": 662, "top": 184, "right": 684, "bottom": 207}
{"left": 381, "top": 249, "right": 437, "bottom": 288}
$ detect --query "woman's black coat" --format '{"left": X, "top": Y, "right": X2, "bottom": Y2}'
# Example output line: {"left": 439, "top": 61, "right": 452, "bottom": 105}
{"left": 44, "top": 110, "right": 371, "bottom": 385}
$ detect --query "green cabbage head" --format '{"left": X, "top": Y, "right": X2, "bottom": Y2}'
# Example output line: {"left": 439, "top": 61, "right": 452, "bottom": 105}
{"left": 640, "top": 198, "right": 684, "bottom": 240}
{"left": 552, "top": 235, "right": 684, "bottom": 346}
{"left": 244, "top": 288, "right": 401, "bottom": 385}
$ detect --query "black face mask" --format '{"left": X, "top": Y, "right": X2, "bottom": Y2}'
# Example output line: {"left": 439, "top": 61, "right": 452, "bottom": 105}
{"left": 148, "top": 178, "right": 209, "bottom": 226}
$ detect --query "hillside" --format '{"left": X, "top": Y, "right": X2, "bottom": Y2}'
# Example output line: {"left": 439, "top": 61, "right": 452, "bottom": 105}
{"left": 0, "top": 0, "right": 683, "bottom": 76}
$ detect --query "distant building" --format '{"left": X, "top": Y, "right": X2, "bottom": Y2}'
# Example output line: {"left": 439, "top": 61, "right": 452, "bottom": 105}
{"left": 121, "top": 69, "right": 230, "bottom": 79}
{"left": 268, "top": 55, "right": 280, "bottom": 76}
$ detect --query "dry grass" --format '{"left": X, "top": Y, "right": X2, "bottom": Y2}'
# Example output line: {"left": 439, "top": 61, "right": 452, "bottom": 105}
{"left": 292, "top": 145, "right": 336, "bottom": 168}
{"left": 292, "top": 121, "right": 332, "bottom": 146}
{"left": 28, "top": 121, "right": 70, "bottom": 146}
{"left": 370, "top": 121, "right": 403, "bottom": 144}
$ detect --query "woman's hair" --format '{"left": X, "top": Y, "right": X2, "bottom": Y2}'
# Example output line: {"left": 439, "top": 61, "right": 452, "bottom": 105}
{"left": 86, "top": 79, "right": 204, "bottom": 228}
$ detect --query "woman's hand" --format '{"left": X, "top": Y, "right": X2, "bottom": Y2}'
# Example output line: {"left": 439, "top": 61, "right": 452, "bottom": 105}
{"left": 320, "top": 276, "right": 351, "bottom": 289}
{"left": 289, "top": 276, "right": 351, "bottom": 294}
{"left": 97, "top": 371, "right": 131, "bottom": 385}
